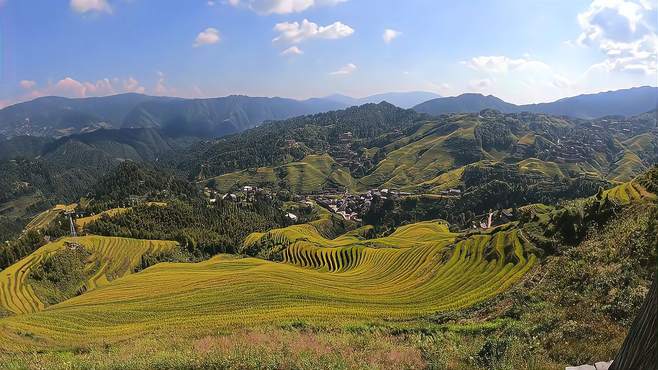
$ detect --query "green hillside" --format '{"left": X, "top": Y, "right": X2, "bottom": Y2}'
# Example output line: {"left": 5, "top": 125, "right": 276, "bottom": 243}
{"left": 203, "top": 108, "right": 656, "bottom": 194}
{"left": 210, "top": 154, "right": 357, "bottom": 193}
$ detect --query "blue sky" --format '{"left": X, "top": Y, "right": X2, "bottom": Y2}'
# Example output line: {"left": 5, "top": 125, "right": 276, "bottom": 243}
{"left": 0, "top": 0, "right": 655, "bottom": 107}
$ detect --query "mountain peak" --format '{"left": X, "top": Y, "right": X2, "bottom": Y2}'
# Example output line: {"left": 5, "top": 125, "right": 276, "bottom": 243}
{"left": 413, "top": 86, "right": 658, "bottom": 119}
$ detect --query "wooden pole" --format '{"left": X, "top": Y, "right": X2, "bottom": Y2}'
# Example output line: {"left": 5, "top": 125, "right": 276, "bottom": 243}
{"left": 609, "top": 272, "right": 656, "bottom": 370}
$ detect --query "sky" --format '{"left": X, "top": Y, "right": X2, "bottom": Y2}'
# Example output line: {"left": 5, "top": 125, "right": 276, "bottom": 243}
{"left": 0, "top": 0, "right": 656, "bottom": 108}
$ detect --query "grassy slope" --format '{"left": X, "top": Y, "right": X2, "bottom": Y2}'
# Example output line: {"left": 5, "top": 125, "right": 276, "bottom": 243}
{"left": 609, "top": 151, "right": 647, "bottom": 183}
{"left": 205, "top": 112, "right": 656, "bottom": 193}
{"left": 602, "top": 180, "right": 655, "bottom": 204}
{"left": 0, "top": 177, "right": 652, "bottom": 355}
{"left": 0, "top": 220, "right": 536, "bottom": 351}
{"left": 359, "top": 120, "right": 478, "bottom": 189}
{"left": 211, "top": 154, "right": 357, "bottom": 193}
{"left": 74, "top": 208, "right": 130, "bottom": 230}
{"left": 23, "top": 203, "right": 77, "bottom": 233}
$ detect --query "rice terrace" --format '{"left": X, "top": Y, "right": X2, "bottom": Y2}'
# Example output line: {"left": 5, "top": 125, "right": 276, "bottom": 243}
{"left": 1, "top": 1, "right": 657, "bottom": 368}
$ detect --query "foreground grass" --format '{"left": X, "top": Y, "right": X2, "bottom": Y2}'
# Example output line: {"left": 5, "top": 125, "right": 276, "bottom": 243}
{"left": 0, "top": 326, "right": 560, "bottom": 370}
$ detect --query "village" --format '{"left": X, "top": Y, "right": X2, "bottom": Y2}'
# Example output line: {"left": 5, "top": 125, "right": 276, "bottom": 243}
{"left": 201, "top": 182, "right": 470, "bottom": 226}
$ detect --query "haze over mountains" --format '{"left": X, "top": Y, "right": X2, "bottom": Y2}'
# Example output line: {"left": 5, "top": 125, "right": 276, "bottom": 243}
{"left": 0, "top": 86, "right": 655, "bottom": 139}
{"left": 0, "top": 94, "right": 344, "bottom": 139}
{"left": 414, "top": 86, "right": 658, "bottom": 119}
{"left": 322, "top": 91, "right": 442, "bottom": 109}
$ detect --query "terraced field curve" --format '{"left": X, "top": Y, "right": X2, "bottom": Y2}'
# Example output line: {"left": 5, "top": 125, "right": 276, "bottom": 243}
{"left": 0, "top": 221, "right": 537, "bottom": 351}
{"left": 0, "top": 236, "right": 177, "bottom": 315}
{"left": 603, "top": 180, "right": 655, "bottom": 204}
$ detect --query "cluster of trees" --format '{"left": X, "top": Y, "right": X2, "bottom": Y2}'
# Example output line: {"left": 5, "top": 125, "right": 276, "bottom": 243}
{"left": 90, "top": 161, "right": 196, "bottom": 210}
{"left": 474, "top": 116, "right": 518, "bottom": 151}
{"left": 0, "top": 218, "right": 70, "bottom": 270}
{"left": 0, "top": 161, "right": 203, "bottom": 269}
{"left": 0, "top": 159, "right": 90, "bottom": 204}
{"left": 86, "top": 198, "right": 288, "bottom": 259}
{"left": 28, "top": 246, "right": 92, "bottom": 305}
{"left": 0, "top": 217, "right": 28, "bottom": 243}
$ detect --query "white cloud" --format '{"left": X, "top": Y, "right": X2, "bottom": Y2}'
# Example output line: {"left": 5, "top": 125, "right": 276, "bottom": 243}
{"left": 15, "top": 76, "right": 145, "bottom": 102}
{"left": 576, "top": 0, "right": 657, "bottom": 75}
{"left": 19, "top": 80, "right": 36, "bottom": 90}
{"left": 52, "top": 77, "right": 86, "bottom": 97}
{"left": 207, "top": 1, "right": 216, "bottom": 6}
{"left": 70, "top": 0, "right": 112, "bottom": 14}
{"left": 281, "top": 46, "right": 304, "bottom": 56}
{"left": 273, "top": 19, "right": 354, "bottom": 44}
{"left": 229, "top": 0, "right": 346, "bottom": 15}
{"left": 460, "top": 55, "right": 579, "bottom": 103}
{"left": 382, "top": 29, "right": 401, "bottom": 43}
{"left": 462, "top": 55, "right": 551, "bottom": 74}
{"left": 552, "top": 74, "right": 573, "bottom": 89}
{"left": 330, "top": 63, "right": 356, "bottom": 75}
{"left": 154, "top": 71, "right": 176, "bottom": 96}
{"left": 122, "top": 77, "right": 146, "bottom": 93}
{"left": 194, "top": 27, "right": 221, "bottom": 47}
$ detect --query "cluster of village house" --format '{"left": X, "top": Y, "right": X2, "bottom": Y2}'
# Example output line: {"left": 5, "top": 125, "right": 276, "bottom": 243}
{"left": 524, "top": 116, "right": 655, "bottom": 164}
{"left": 203, "top": 184, "right": 466, "bottom": 224}
{"left": 312, "top": 188, "right": 413, "bottom": 222}
{"left": 202, "top": 184, "right": 513, "bottom": 232}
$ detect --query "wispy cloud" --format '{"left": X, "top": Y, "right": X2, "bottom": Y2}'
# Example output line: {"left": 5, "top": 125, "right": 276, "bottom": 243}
{"left": 273, "top": 19, "right": 354, "bottom": 44}
{"left": 15, "top": 76, "right": 145, "bottom": 103}
{"left": 468, "top": 78, "right": 493, "bottom": 90}
{"left": 229, "top": 0, "right": 347, "bottom": 15}
{"left": 194, "top": 27, "right": 221, "bottom": 47}
{"left": 19, "top": 80, "right": 36, "bottom": 90}
{"left": 330, "top": 63, "right": 357, "bottom": 75}
{"left": 70, "top": 0, "right": 112, "bottom": 14}
{"left": 382, "top": 29, "right": 401, "bottom": 43}
{"left": 281, "top": 46, "right": 304, "bottom": 56}
{"left": 461, "top": 55, "right": 551, "bottom": 74}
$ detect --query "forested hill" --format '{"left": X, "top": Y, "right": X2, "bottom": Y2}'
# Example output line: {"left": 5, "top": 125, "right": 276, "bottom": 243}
{"left": 182, "top": 102, "right": 657, "bottom": 191}
{"left": 121, "top": 95, "right": 348, "bottom": 137}
{"left": 173, "top": 102, "right": 424, "bottom": 177}
{"left": 0, "top": 94, "right": 175, "bottom": 138}
{"left": 0, "top": 128, "right": 199, "bottom": 240}
{"left": 90, "top": 161, "right": 197, "bottom": 205}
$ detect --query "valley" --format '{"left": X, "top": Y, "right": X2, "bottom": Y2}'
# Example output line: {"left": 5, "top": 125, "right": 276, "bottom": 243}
{"left": 0, "top": 89, "right": 656, "bottom": 369}
{"left": 3, "top": 1, "right": 657, "bottom": 367}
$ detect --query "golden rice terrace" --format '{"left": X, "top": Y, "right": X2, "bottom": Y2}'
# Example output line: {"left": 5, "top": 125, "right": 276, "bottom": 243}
{"left": 0, "top": 220, "right": 537, "bottom": 351}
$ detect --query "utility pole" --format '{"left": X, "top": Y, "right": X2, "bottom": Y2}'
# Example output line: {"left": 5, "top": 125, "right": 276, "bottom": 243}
{"left": 66, "top": 212, "right": 77, "bottom": 237}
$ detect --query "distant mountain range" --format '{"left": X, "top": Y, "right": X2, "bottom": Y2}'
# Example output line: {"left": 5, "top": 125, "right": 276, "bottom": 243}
{"left": 413, "top": 86, "right": 658, "bottom": 119}
{"left": 0, "top": 94, "right": 345, "bottom": 139}
{"left": 0, "top": 91, "right": 439, "bottom": 139}
{"left": 121, "top": 95, "right": 347, "bottom": 137}
{"left": 323, "top": 91, "right": 442, "bottom": 109}
{"left": 0, "top": 87, "right": 655, "bottom": 139}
